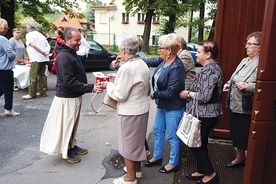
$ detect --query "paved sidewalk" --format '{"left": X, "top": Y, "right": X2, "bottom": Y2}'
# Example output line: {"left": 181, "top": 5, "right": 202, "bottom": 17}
{"left": 0, "top": 71, "right": 173, "bottom": 184}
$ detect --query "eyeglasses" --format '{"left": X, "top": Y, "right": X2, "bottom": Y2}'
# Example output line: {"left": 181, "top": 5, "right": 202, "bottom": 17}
{"left": 245, "top": 42, "right": 260, "bottom": 46}
{"left": 158, "top": 47, "right": 166, "bottom": 50}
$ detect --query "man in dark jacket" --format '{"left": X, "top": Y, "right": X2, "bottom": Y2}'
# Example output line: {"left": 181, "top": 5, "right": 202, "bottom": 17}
{"left": 40, "top": 27, "right": 103, "bottom": 163}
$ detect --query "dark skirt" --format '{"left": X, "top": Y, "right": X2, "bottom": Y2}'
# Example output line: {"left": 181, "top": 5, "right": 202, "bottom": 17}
{"left": 230, "top": 111, "right": 251, "bottom": 150}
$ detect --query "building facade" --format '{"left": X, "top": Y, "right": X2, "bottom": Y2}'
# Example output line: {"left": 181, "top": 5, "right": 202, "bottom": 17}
{"left": 91, "top": 0, "right": 188, "bottom": 46}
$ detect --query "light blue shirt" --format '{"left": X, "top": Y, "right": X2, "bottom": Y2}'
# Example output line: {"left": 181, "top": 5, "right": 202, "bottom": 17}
{"left": 0, "top": 35, "right": 16, "bottom": 70}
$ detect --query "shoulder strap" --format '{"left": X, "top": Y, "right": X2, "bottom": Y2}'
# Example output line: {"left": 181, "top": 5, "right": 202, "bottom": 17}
{"left": 244, "top": 66, "right": 258, "bottom": 82}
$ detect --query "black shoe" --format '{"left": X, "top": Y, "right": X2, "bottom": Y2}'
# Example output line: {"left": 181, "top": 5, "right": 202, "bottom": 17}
{"left": 159, "top": 165, "right": 179, "bottom": 173}
{"left": 197, "top": 175, "right": 219, "bottom": 184}
{"left": 144, "top": 158, "right": 162, "bottom": 167}
{"left": 226, "top": 159, "right": 246, "bottom": 168}
{"left": 185, "top": 173, "right": 205, "bottom": 181}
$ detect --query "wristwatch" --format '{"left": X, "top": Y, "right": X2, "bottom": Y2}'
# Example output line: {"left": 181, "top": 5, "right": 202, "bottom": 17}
{"left": 187, "top": 91, "right": 190, "bottom": 98}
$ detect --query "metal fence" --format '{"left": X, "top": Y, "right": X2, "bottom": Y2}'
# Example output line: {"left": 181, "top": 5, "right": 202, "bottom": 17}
{"left": 85, "top": 32, "right": 158, "bottom": 47}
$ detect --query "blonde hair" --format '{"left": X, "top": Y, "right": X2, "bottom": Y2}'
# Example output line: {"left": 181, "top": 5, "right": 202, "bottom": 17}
{"left": 158, "top": 33, "right": 181, "bottom": 55}
{"left": 0, "top": 18, "right": 8, "bottom": 33}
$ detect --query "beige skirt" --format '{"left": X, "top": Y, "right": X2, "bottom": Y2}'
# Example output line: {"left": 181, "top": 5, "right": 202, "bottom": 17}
{"left": 40, "top": 96, "right": 82, "bottom": 159}
{"left": 118, "top": 112, "right": 149, "bottom": 161}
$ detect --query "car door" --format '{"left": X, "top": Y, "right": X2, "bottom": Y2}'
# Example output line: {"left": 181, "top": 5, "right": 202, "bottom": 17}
{"left": 84, "top": 41, "right": 110, "bottom": 69}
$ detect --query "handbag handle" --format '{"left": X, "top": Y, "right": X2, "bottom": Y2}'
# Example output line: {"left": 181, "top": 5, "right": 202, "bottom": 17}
{"left": 90, "top": 92, "right": 106, "bottom": 113}
{"left": 186, "top": 94, "right": 199, "bottom": 119}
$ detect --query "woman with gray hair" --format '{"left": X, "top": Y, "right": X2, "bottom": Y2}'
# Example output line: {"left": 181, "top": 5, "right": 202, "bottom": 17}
{"left": 144, "top": 33, "right": 186, "bottom": 174}
{"left": 0, "top": 18, "right": 20, "bottom": 116}
{"left": 224, "top": 31, "right": 262, "bottom": 169}
{"left": 105, "top": 33, "right": 151, "bottom": 184}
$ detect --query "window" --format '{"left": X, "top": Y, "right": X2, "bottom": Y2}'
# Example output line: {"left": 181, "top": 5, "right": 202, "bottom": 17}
{"left": 61, "top": 16, "right": 68, "bottom": 22}
{"left": 152, "top": 15, "right": 160, "bottom": 24}
{"left": 100, "top": 13, "right": 108, "bottom": 24}
{"left": 137, "top": 13, "right": 145, "bottom": 24}
{"left": 152, "top": 35, "right": 159, "bottom": 45}
{"left": 122, "top": 13, "right": 129, "bottom": 24}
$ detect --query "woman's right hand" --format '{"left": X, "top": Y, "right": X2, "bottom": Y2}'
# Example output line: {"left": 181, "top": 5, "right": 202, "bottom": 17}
{"left": 223, "top": 83, "right": 230, "bottom": 91}
{"left": 112, "top": 59, "right": 119, "bottom": 67}
{"left": 112, "top": 56, "right": 122, "bottom": 69}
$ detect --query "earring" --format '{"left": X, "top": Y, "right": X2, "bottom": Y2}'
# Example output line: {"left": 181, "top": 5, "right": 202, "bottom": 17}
{"left": 167, "top": 54, "right": 170, "bottom": 59}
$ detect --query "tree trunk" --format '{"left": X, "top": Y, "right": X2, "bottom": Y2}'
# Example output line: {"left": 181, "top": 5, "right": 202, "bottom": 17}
{"left": 1, "top": 0, "right": 15, "bottom": 39}
{"left": 198, "top": 2, "right": 205, "bottom": 42}
{"left": 143, "top": 9, "right": 154, "bottom": 54}
{"left": 208, "top": 13, "right": 216, "bottom": 41}
{"left": 188, "top": 10, "right": 193, "bottom": 42}
{"left": 167, "top": 14, "right": 176, "bottom": 34}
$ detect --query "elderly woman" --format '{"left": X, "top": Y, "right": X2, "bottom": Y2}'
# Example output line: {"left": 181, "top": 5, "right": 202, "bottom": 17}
{"left": 177, "top": 37, "right": 196, "bottom": 89}
{"left": 142, "top": 36, "right": 195, "bottom": 90}
{"left": 106, "top": 33, "right": 150, "bottom": 184}
{"left": 144, "top": 33, "right": 186, "bottom": 174}
{"left": 223, "top": 31, "right": 262, "bottom": 169}
{"left": 180, "top": 40, "right": 223, "bottom": 184}
{"left": 0, "top": 18, "right": 20, "bottom": 116}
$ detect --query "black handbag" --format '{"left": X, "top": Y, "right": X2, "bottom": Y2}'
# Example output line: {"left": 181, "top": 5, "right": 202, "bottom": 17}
{"left": 242, "top": 91, "right": 254, "bottom": 110}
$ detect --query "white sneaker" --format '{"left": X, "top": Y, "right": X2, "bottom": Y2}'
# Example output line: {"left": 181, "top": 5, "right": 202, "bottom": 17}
{"left": 4, "top": 109, "right": 20, "bottom": 117}
{"left": 22, "top": 94, "right": 36, "bottom": 100}
{"left": 36, "top": 93, "right": 47, "bottom": 97}
{"left": 123, "top": 167, "right": 142, "bottom": 179}
{"left": 113, "top": 177, "right": 137, "bottom": 184}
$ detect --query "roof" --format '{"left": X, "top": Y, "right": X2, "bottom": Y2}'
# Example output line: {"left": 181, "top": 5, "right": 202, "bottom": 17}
{"left": 53, "top": 13, "right": 94, "bottom": 31}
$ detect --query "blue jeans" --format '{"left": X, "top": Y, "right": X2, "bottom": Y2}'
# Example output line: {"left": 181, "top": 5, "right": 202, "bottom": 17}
{"left": 153, "top": 107, "right": 185, "bottom": 167}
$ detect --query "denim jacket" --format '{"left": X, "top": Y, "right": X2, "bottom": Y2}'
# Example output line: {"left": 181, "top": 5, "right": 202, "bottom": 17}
{"left": 152, "top": 57, "right": 186, "bottom": 110}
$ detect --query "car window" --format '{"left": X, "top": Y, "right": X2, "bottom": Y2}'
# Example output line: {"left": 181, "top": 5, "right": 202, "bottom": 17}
{"left": 89, "top": 41, "right": 103, "bottom": 52}
{"left": 187, "top": 45, "right": 194, "bottom": 51}
{"left": 187, "top": 43, "right": 198, "bottom": 51}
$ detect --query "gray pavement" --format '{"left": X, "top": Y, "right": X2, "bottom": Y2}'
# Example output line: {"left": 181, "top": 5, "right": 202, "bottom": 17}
{"left": 0, "top": 69, "right": 172, "bottom": 184}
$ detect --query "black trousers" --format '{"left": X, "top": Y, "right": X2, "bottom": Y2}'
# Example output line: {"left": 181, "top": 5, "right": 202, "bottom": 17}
{"left": 190, "top": 116, "right": 219, "bottom": 175}
{"left": 0, "top": 70, "right": 14, "bottom": 110}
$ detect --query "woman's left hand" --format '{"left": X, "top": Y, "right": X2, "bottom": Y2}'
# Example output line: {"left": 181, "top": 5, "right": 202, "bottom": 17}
{"left": 107, "top": 73, "right": 116, "bottom": 80}
{"left": 150, "top": 91, "right": 155, "bottom": 99}
{"left": 235, "top": 82, "right": 248, "bottom": 91}
{"left": 179, "top": 90, "right": 189, "bottom": 99}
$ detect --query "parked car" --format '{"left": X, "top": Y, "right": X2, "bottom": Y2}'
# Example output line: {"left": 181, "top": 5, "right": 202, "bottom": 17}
{"left": 187, "top": 42, "right": 202, "bottom": 66}
{"left": 47, "top": 38, "right": 117, "bottom": 71}
{"left": 84, "top": 40, "right": 117, "bottom": 70}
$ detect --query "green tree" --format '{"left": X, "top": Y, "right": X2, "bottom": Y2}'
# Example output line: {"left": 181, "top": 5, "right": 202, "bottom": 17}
{"left": 0, "top": 0, "right": 92, "bottom": 38}
{"left": 112, "top": 0, "right": 217, "bottom": 52}
{"left": 183, "top": 0, "right": 217, "bottom": 42}
{"left": 124, "top": 0, "right": 160, "bottom": 54}
{"left": 83, "top": 3, "right": 95, "bottom": 23}
{"left": 124, "top": 0, "right": 188, "bottom": 53}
